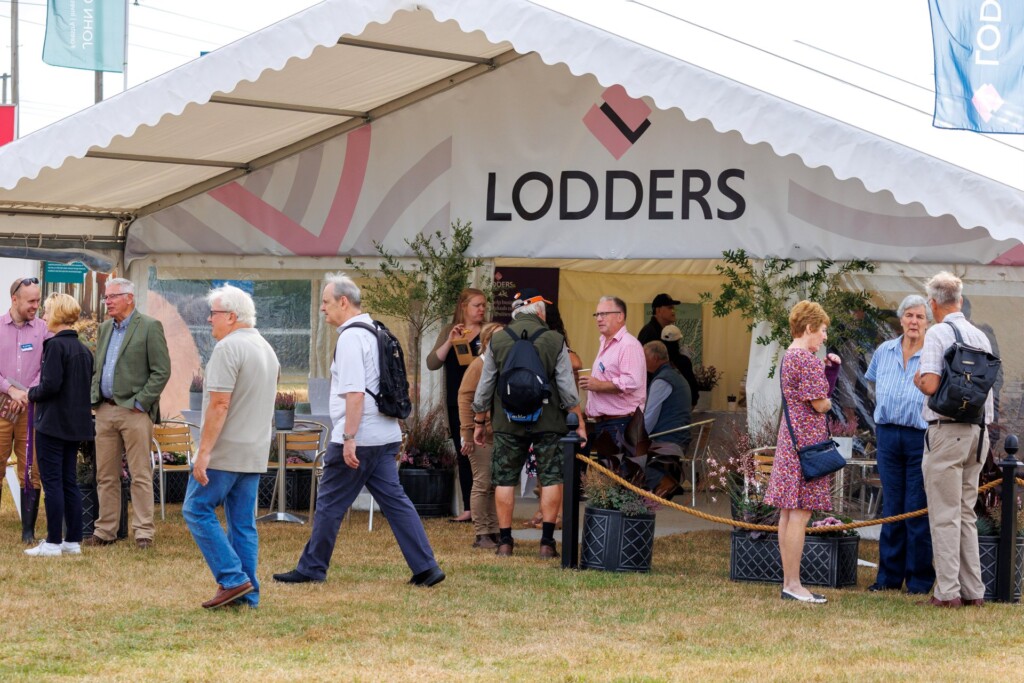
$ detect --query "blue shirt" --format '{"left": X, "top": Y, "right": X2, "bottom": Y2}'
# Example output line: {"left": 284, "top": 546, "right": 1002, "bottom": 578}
{"left": 100, "top": 311, "right": 135, "bottom": 400}
{"left": 865, "top": 336, "right": 927, "bottom": 430}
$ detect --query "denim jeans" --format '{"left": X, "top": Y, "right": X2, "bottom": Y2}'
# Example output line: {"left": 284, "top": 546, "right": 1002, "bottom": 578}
{"left": 183, "top": 470, "right": 260, "bottom": 606}
{"left": 875, "top": 424, "right": 934, "bottom": 593}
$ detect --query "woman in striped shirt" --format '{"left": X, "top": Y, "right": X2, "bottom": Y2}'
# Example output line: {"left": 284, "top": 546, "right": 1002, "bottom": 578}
{"left": 865, "top": 294, "right": 934, "bottom": 594}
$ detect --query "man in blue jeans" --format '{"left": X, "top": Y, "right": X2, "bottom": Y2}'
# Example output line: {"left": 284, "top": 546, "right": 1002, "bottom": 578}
{"left": 273, "top": 273, "right": 444, "bottom": 587}
{"left": 183, "top": 284, "right": 280, "bottom": 609}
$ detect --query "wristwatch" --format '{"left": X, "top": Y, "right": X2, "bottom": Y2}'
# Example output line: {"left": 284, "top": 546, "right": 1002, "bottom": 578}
{"left": 342, "top": 433, "right": 356, "bottom": 441}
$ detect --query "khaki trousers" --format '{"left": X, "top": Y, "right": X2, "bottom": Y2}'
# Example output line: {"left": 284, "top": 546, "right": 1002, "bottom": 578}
{"left": 922, "top": 422, "right": 986, "bottom": 602}
{"left": 467, "top": 441, "right": 498, "bottom": 536}
{"left": 94, "top": 403, "right": 155, "bottom": 541}
{"left": 0, "top": 408, "right": 41, "bottom": 490}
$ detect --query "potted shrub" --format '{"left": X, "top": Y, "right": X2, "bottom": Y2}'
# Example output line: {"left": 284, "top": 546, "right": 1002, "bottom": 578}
{"left": 579, "top": 469, "right": 658, "bottom": 572}
{"left": 827, "top": 408, "right": 859, "bottom": 461}
{"left": 189, "top": 373, "right": 204, "bottom": 411}
{"left": 274, "top": 391, "right": 297, "bottom": 430}
{"left": 398, "top": 404, "right": 456, "bottom": 517}
{"left": 693, "top": 365, "right": 722, "bottom": 412}
{"left": 976, "top": 489, "right": 1024, "bottom": 601}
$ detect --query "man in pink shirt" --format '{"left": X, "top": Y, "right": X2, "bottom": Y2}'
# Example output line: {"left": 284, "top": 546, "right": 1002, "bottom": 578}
{"left": 0, "top": 276, "right": 51, "bottom": 543}
{"left": 580, "top": 296, "right": 646, "bottom": 448}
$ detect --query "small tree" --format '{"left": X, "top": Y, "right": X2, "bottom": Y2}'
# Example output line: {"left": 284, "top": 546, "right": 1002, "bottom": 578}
{"left": 346, "top": 219, "right": 485, "bottom": 424}
{"left": 699, "top": 250, "right": 881, "bottom": 377}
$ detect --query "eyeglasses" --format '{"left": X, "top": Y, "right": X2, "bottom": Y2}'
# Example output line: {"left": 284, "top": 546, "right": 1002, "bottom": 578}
{"left": 592, "top": 311, "right": 623, "bottom": 319}
{"left": 103, "top": 292, "right": 130, "bottom": 301}
{"left": 10, "top": 277, "right": 39, "bottom": 296}
{"left": 209, "top": 310, "right": 232, "bottom": 317}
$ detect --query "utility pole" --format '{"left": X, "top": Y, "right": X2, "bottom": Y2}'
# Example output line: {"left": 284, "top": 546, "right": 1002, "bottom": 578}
{"left": 1, "top": 72, "right": 8, "bottom": 103}
{"left": 10, "top": 0, "right": 18, "bottom": 137}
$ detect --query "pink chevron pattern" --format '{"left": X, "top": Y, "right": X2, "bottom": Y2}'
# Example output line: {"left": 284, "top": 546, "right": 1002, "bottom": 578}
{"left": 207, "top": 125, "right": 372, "bottom": 255}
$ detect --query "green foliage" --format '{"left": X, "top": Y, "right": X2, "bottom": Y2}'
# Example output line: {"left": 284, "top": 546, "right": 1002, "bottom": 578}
{"left": 400, "top": 404, "right": 456, "bottom": 470}
{"left": 581, "top": 470, "right": 656, "bottom": 517}
{"left": 345, "top": 219, "right": 485, "bottom": 422}
{"left": 698, "top": 249, "right": 881, "bottom": 377}
{"left": 274, "top": 391, "right": 296, "bottom": 411}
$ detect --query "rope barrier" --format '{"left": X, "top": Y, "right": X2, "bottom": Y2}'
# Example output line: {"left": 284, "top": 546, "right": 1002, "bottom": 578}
{"left": 576, "top": 453, "right": 1022, "bottom": 534}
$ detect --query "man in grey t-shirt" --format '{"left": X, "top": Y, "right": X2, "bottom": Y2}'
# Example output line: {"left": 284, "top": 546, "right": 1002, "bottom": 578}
{"left": 183, "top": 284, "right": 280, "bottom": 609}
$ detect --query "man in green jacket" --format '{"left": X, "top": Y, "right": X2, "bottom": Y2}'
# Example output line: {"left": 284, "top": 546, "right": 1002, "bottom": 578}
{"left": 472, "top": 289, "right": 586, "bottom": 559}
{"left": 87, "top": 278, "right": 171, "bottom": 548}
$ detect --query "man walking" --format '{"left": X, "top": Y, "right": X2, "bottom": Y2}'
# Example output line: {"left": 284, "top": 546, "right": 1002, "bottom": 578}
{"left": 275, "top": 274, "right": 445, "bottom": 587}
{"left": 472, "top": 289, "right": 587, "bottom": 559}
{"left": 914, "top": 272, "right": 994, "bottom": 608}
{"left": 184, "top": 285, "right": 279, "bottom": 609}
{"left": 580, "top": 296, "right": 646, "bottom": 447}
{"left": 0, "top": 276, "right": 50, "bottom": 542}
{"left": 88, "top": 277, "right": 171, "bottom": 548}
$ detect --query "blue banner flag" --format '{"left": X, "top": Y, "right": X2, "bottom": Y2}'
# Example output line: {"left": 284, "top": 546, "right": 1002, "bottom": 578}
{"left": 42, "top": 0, "right": 125, "bottom": 73}
{"left": 929, "top": 0, "right": 1024, "bottom": 133}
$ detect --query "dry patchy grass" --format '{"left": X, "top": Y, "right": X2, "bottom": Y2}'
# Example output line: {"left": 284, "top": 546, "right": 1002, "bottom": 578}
{"left": 0, "top": 502, "right": 1022, "bottom": 682}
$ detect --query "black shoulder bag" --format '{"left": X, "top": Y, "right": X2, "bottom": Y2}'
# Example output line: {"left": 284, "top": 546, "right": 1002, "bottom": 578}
{"left": 780, "top": 355, "right": 845, "bottom": 482}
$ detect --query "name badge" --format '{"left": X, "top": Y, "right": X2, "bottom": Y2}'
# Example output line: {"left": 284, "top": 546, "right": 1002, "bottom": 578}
{"left": 20, "top": 343, "right": 33, "bottom": 352}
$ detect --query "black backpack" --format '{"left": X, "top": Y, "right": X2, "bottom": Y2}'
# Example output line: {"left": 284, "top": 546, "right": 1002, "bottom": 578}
{"left": 497, "top": 327, "right": 551, "bottom": 423}
{"left": 928, "top": 321, "right": 1000, "bottom": 426}
{"left": 338, "top": 320, "right": 412, "bottom": 420}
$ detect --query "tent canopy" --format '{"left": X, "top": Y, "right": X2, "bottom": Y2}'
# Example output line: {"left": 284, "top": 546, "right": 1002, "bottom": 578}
{"left": 1, "top": 0, "right": 1022, "bottom": 257}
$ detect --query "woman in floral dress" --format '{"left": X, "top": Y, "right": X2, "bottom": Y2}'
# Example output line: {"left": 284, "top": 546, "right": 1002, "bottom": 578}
{"left": 764, "top": 301, "right": 841, "bottom": 604}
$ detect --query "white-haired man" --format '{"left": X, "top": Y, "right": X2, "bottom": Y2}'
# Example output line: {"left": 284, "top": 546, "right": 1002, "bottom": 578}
{"left": 275, "top": 274, "right": 445, "bottom": 587}
{"left": 914, "top": 272, "right": 994, "bottom": 608}
{"left": 88, "top": 277, "right": 170, "bottom": 548}
{"left": 184, "top": 284, "right": 280, "bottom": 609}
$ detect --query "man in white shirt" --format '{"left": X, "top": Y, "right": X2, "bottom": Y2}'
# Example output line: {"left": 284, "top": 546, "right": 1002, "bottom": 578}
{"left": 914, "top": 271, "right": 994, "bottom": 608}
{"left": 274, "top": 273, "right": 444, "bottom": 587}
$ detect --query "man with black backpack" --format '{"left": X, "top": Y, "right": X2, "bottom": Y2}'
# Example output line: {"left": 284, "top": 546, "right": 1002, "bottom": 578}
{"left": 274, "top": 273, "right": 444, "bottom": 588}
{"left": 914, "top": 271, "right": 997, "bottom": 608}
{"left": 472, "top": 289, "right": 587, "bottom": 559}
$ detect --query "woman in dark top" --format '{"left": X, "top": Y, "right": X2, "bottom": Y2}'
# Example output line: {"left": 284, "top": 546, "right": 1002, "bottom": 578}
{"left": 427, "top": 287, "right": 487, "bottom": 522}
{"left": 25, "top": 293, "right": 95, "bottom": 557}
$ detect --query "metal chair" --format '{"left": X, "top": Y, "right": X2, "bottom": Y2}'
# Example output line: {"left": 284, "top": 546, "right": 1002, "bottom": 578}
{"left": 743, "top": 446, "right": 776, "bottom": 502}
{"left": 651, "top": 418, "right": 716, "bottom": 506}
{"left": 150, "top": 419, "right": 197, "bottom": 520}
{"left": 310, "top": 449, "right": 377, "bottom": 531}
{"left": 269, "top": 419, "right": 327, "bottom": 518}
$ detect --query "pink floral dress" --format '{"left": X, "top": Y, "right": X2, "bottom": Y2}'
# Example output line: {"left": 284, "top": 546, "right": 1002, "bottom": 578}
{"left": 763, "top": 348, "right": 833, "bottom": 511}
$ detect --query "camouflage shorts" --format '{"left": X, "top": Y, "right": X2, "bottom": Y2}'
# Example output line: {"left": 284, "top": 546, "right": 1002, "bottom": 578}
{"left": 492, "top": 432, "right": 565, "bottom": 487}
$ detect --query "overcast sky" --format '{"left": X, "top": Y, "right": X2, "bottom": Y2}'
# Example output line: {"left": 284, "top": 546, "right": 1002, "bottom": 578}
{"left": 1, "top": 0, "right": 321, "bottom": 135}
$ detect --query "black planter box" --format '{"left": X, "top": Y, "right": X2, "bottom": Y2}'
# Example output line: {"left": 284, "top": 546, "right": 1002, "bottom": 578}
{"left": 153, "top": 470, "right": 190, "bottom": 504}
{"left": 398, "top": 467, "right": 454, "bottom": 518}
{"left": 581, "top": 507, "right": 655, "bottom": 573}
{"left": 729, "top": 530, "right": 860, "bottom": 588}
{"left": 978, "top": 535, "right": 1024, "bottom": 602}
{"left": 258, "top": 468, "right": 313, "bottom": 511}
{"left": 80, "top": 481, "right": 130, "bottom": 540}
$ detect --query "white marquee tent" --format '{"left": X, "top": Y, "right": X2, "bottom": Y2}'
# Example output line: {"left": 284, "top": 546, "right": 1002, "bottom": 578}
{"left": 1, "top": 0, "right": 1022, "bottom": 416}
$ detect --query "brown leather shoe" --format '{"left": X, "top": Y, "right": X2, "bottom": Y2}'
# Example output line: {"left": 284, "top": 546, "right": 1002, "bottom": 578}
{"left": 135, "top": 538, "right": 153, "bottom": 550}
{"left": 539, "top": 543, "right": 559, "bottom": 560}
{"left": 202, "top": 582, "right": 254, "bottom": 609}
{"left": 962, "top": 598, "right": 984, "bottom": 607}
{"left": 82, "top": 535, "right": 117, "bottom": 547}
{"left": 496, "top": 542, "right": 514, "bottom": 557}
{"left": 925, "top": 596, "right": 963, "bottom": 608}
{"left": 473, "top": 535, "right": 498, "bottom": 549}
{"left": 653, "top": 475, "right": 680, "bottom": 500}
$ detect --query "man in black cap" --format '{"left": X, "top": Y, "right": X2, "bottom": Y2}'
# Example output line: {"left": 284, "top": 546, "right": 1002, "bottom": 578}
{"left": 638, "top": 293, "right": 699, "bottom": 407}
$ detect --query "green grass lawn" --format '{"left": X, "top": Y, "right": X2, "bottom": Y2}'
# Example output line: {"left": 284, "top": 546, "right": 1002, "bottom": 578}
{"left": 1, "top": 502, "right": 1022, "bottom": 682}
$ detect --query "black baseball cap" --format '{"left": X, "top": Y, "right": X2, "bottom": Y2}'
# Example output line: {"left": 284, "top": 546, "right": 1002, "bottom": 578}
{"left": 651, "top": 293, "right": 680, "bottom": 309}
{"left": 512, "top": 288, "right": 553, "bottom": 309}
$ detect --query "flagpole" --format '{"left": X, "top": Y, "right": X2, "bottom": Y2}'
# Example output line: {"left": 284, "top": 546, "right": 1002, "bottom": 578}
{"left": 10, "top": 0, "right": 18, "bottom": 137}
{"left": 123, "top": 0, "right": 129, "bottom": 91}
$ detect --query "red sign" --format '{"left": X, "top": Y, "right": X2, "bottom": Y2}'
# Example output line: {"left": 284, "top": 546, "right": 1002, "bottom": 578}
{"left": 0, "top": 105, "right": 14, "bottom": 146}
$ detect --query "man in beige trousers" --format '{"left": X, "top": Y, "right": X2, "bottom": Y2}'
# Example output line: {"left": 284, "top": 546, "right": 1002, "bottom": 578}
{"left": 87, "top": 278, "right": 171, "bottom": 548}
{"left": 914, "top": 272, "right": 993, "bottom": 608}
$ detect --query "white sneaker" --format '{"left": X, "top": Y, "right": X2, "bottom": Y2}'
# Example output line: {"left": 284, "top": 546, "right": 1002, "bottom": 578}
{"left": 61, "top": 541, "right": 82, "bottom": 555}
{"left": 24, "top": 541, "right": 62, "bottom": 557}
